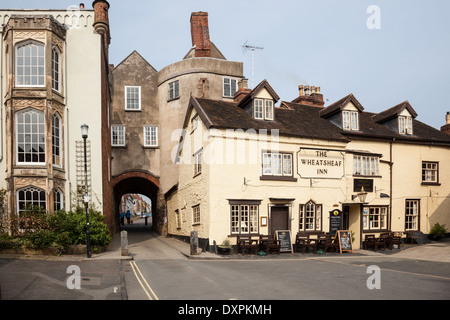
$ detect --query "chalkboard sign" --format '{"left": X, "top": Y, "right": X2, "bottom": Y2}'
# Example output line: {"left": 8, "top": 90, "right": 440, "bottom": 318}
{"left": 276, "top": 230, "right": 293, "bottom": 253}
{"left": 329, "top": 209, "right": 342, "bottom": 237}
{"left": 336, "top": 230, "right": 353, "bottom": 253}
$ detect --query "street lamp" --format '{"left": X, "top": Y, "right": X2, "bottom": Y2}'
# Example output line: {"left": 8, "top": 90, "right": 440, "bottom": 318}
{"left": 81, "top": 124, "right": 92, "bottom": 258}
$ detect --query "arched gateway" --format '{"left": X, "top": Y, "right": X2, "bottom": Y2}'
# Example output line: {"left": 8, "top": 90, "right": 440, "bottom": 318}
{"left": 112, "top": 171, "right": 163, "bottom": 234}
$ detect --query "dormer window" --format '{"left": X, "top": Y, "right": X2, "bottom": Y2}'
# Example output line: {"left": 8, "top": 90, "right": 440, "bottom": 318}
{"left": 254, "top": 99, "right": 274, "bottom": 120}
{"left": 343, "top": 110, "right": 359, "bottom": 131}
{"left": 399, "top": 115, "right": 413, "bottom": 135}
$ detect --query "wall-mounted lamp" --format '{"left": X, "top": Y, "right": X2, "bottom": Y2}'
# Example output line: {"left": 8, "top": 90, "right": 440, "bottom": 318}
{"left": 352, "top": 186, "right": 368, "bottom": 203}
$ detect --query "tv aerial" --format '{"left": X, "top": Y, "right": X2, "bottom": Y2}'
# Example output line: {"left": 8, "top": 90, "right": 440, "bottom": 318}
{"left": 242, "top": 40, "right": 264, "bottom": 88}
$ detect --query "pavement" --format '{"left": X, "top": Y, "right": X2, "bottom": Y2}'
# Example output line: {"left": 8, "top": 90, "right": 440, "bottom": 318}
{"left": 91, "top": 218, "right": 450, "bottom": 263}
{"left": 2, "top": 217, "right": 450, "bottom": 263}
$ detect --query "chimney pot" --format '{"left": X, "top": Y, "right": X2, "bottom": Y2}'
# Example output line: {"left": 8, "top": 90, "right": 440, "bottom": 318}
{"left": 298, "top": 85, "right": 304, "bottom": 96}
{"left": 304, "top": 85, "right": 310, "bottom": 95}
{"left": 446, "top": 112, "right": 450, "bottom": 125}
{"left": 311, "top": 86, "right": 315, "bottom": 95}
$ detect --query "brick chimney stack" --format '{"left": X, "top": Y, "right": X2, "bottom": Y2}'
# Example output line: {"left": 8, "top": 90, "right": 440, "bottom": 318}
{"left": 92, "top": 0, "right": 110, "bottom": 46}
{"left": 441, "top": 112, "right": 450, "bottom": 135}
{"left": 234, "top": 78, "right": 252, "bottom": 103}
{"left": 292, "top": 85, "right": 325, "bottom": 107}
{"left": 190, "top": 12, "right": 211, "bottom": 58}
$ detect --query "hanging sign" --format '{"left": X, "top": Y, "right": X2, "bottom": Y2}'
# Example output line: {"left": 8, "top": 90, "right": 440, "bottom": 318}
{"left": 297, "top": 148, "right": 344, "bottom": 179}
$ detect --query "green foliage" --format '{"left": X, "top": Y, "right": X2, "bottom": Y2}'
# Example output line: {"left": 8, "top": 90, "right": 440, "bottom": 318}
{"left": 430, "top": 223, "right": 447, "bottom": 239}
{"left": 0, "top": 206, "right": 111, "bottom": 255}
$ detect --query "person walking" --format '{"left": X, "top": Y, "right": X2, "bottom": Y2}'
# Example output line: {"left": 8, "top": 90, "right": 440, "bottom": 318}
{"left": 120, "top": 211, "right": 125, "bottom": 225}
{"left": 125, "top": 210, "right": 131, "bottom": 224}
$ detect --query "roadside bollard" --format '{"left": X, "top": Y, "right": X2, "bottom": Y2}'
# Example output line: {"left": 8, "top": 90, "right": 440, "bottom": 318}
{"left": 190, "top": 231, "right": 198, "bottom": 255}
{"left": 121, "top": 230, "right": 128, "bottom": 256}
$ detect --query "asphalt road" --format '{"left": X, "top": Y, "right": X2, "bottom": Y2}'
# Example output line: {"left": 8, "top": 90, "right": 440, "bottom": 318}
{"left": 1, "top": 226, "right": 449, "bottom": 304}
{"left": 123, "top": 256, "right": 450, "bottom": 300}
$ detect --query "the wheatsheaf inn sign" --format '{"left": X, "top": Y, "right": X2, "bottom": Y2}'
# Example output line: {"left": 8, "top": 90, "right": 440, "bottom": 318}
{"left": 297, "top": 148, "right": 345, "bottom": 179}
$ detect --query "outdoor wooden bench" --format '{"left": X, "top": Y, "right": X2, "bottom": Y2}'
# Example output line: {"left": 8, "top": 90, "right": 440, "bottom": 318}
{"left": 259, "top": 235, "right": 280, "bottom": 254}
{"left": 363, "top": 234, "right": 378, "bottom": 251}
{"left": 294, "top": 232, "right": 318, "bottom": 253}
{"left": 322, "top": 234, "right": 338, "bottom": 253}
{"left": 236, "top": 235, "right": 259, "bottom": 255}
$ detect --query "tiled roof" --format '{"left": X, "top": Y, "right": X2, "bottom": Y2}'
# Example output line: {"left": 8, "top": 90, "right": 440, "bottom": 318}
{"left": 188, "top": 96, "right": 450, "bottom": 146}
{"left": 372, "top": 100, "right": 418, "bottom": 123}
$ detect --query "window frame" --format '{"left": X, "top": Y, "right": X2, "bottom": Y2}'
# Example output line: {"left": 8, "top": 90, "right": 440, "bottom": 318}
{"left": 261, "top": 151, "right": 294, "bottom": 178}
{"left": 363, "top": 206, "right": 388, "bottom": 231}
{"left": 125, "top": 86, "right": 141, "bottom": 111}
{"left": 52, "top": 113, "right": 62, "bottom": 168}
{"left": 405, "top": 199, "right": 420, "bottom": 231}
{"left": 17, "top": 186, "right": 47, "bottom": 216}
{"left": 230, "top": 204, "right": 259, "bottom": 235}
{"left": 53, "top": 188, "right": 64, "bottom": 212}
{"left": 51, "top": 46, "right": 61, "bottom": 92}
{"left": 223, "top": 77, "right": 238, "bottom": 98}
{"left": 353, "top": 155, "right": 380, "bottom": 177}
{"left": 299, "top": 201, "right": 322, "bottom": 232}
{"left": 15, "top": 40, "right": 46, "bottom": 88}
{"left": 111, "top": 125, "right": 126, "bottom": 147}
{"left": 16, "top": 108, "right": 46, "bottom": 165}
{"left": 192, "top": 205, "right": 201, "bottom": 225}
{"left": 143, "top": 126, "right": 158, "bottom": 147}
{"left": 342, "top": 110, "right": 359, "bottom": 131}
{"left": 168, "top": 80, "right": 180, "bottom": 101}
{"left": 193, "top": 149, "right": 202, "bottom": 176}
{"left": 254, "top": 98, "right": 274, "bottom": 120}
{"left": 421, "top": 161, "right": 439, "bottom": 185}
{"left": 399, "top": 115, "right": 413, "bottom": 135}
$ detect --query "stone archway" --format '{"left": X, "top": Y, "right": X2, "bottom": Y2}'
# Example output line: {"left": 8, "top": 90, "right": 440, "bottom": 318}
{"left": 112, "top": 170, "right": 164, "bottom": 234}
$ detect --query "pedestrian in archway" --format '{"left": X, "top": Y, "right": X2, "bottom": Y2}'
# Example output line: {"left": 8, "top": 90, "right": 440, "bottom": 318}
{"left": 120, "top": 211, "right": 125, "bottom": 225}
{"left": 125, "top": 210, "right": 131, "bottom": 224}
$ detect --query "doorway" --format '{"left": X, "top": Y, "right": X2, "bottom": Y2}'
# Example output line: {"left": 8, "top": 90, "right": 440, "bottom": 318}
{"left": 270, "top": 206, "right": 290, "bottom": 235}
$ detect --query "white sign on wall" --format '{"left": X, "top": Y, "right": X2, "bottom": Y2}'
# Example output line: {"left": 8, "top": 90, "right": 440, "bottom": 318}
{"left": 297, "top": 148, "right": 345, "bottom": 179}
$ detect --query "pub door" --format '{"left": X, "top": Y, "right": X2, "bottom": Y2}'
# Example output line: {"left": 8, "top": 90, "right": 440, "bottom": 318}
{"left": 342, "top": 205, "right": 350, "bottom": 230}
{"left": 270, "top": 206, "right": 289, "bottom": 236}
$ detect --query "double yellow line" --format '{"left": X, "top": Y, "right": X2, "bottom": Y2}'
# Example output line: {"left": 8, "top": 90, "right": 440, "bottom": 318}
{"left": 130, "top": 261, "right": 159, "bottom": 300}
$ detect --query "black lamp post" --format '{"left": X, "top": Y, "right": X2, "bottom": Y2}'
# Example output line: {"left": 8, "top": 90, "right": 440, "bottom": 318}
{"left": 81, "top": 124, "right": 92, "bottom": 258}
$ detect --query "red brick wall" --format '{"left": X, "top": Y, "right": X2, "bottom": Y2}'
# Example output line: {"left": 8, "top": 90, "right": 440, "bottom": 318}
{"left": 190, "top": 12, "right": 211, "bottom": 57}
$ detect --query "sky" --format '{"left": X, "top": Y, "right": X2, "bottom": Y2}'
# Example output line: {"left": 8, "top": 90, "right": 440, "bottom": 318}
{"left": 2, "top": 0, "right": 450, "bottom": 130}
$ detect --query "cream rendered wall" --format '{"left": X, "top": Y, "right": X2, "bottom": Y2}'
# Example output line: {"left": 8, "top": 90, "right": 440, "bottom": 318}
{"left": 167, "top": 108, "right": 210, "bottom": 239}
{"left": 347, "top": 139, "right": 450, "bottom": 234}
{"left": 391, "top": 143, "right": 450, "bottom": 233}
{"left": 64, "top": 14, "right": 104, "bottom": 212}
